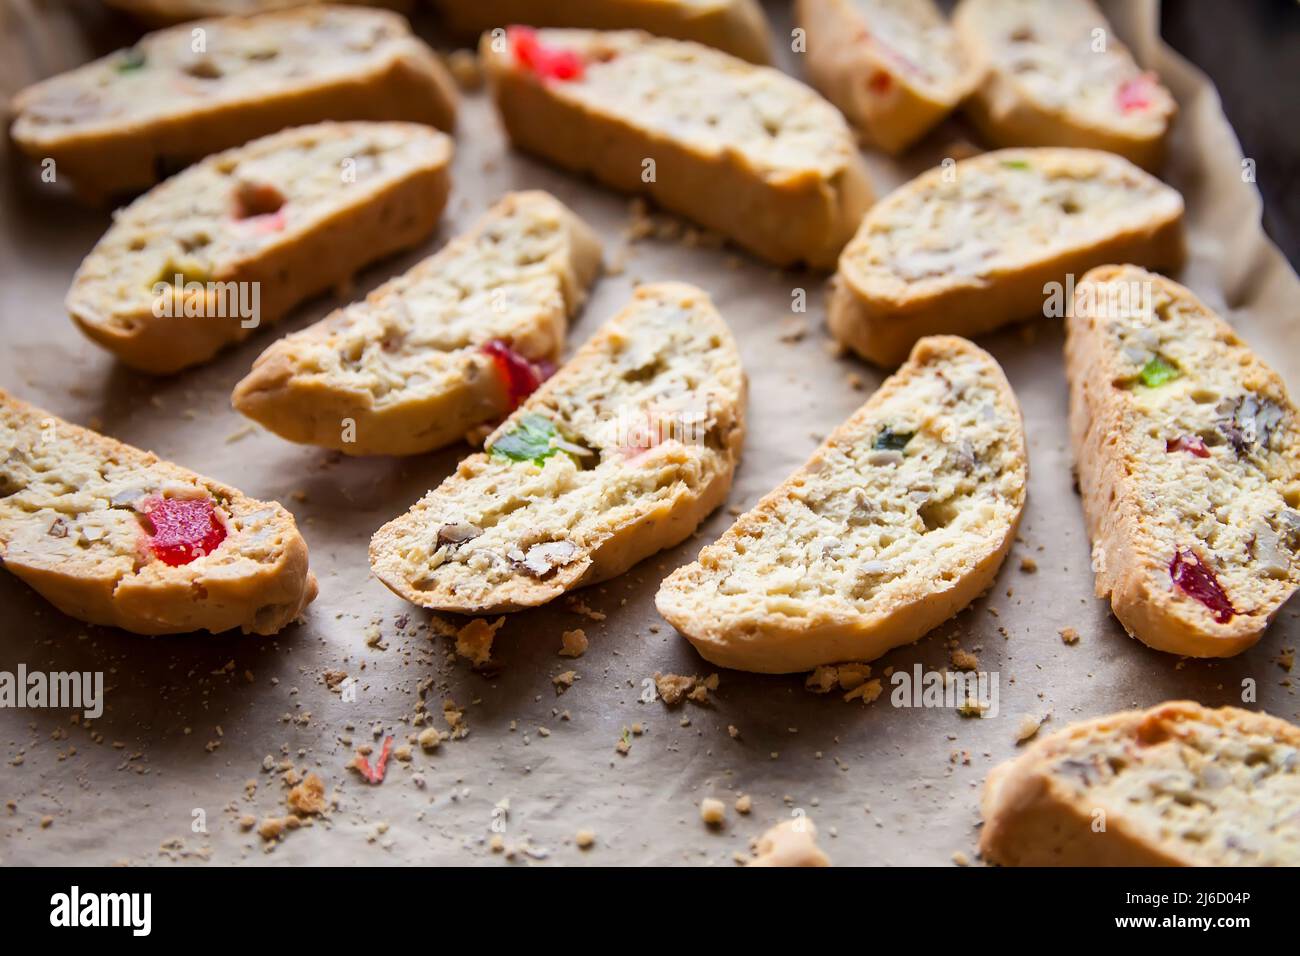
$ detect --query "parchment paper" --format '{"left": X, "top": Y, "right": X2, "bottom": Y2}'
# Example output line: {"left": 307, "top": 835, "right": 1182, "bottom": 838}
{"left": 1, "top": 0, "right": 1297, "bottom": 867}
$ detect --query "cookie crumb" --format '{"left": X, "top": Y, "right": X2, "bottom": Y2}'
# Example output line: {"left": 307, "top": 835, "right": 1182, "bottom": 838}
{"left": 575, "top": 829, "right": 596, "bottom": 849}
{"left": 1060, "top": 626, "right": 1080, "bottom": 645}
{"left": 700, "top": 798, "right": 726, "bottom": 826}
{"left": 558, "top": 628, "right": 588, "bottom": 658}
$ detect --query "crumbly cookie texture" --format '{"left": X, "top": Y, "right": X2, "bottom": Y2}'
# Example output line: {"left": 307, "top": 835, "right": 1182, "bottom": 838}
{"left": 953, "top": 0, "right": 1176, "bottom": 171}
{"left": 432, "top": 0, "right": 773, "bottom": 64}
{"left": 481, "top": 28, "right": 873, "bottom": 269}
{"left": 1067, "top": 265, "right": 1300, "bottom": 658}
{"left": 657, "top": 335, "right": 1026, "bottom": 674}
{"left": 232, "top": 191, "right": 602, "bottom": 456}
{"left": 370, "top": 282, "right": 747, "bottom": 614}
{"left": 0, "top": 390, "right": 317, "bottom": 636}
{"left": 980, "top": 701, "right": 1300, "bottom": 866}
{"left": 830, "top": 147, "right": 1184, "bottom": 366}
{"left": 10, "top": 6, "right": 456, "bottom": 200}
{"left": 67, "top": 121, "right": 452, "bottom": 375}
{"left": 796, "top": 0, "right": 980, "bottom": 153}
{"left": 104, "top": 0, "right": 412, "bottom": 28}
{"left": 748, "top": 818, "right": 831, "bottom": 866}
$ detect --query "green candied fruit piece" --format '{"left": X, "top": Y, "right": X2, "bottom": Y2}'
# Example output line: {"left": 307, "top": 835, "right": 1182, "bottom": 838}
{"left": 1138, "top": 354, "right": 1180, "bottom": 388}
{"left": 872, "top": 427, "right": 914, "bottom": 451}
{"left": 489, "top": 413, "right": 562, "bottom": 466}
{"left": 116, "top": 48, "right": 146, "bottom": 72}
{"left": 1000, "top": 159, "right": 1030, "bottom": 170}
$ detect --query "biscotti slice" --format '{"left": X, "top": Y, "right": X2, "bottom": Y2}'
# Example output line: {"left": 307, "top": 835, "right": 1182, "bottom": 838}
{"left": 231, "top": 191, "right": 602, "bottom": 456}
{"left": 953, "top": 0, "right": 1176, "bottom": 171}
{"left": 795, "top": 0, "right": 980, "bottom": 154}
{"left": 10, "top": 6, "right": 456, "bottom": 201}
{"left": 657, "top": 335, "right": 1026, "bottom": 674}
{"left": 104, "top": 0, "right": 412, "bottom": 28}
{"left": 67, "top": 121, "right": 452, "bottom": 375}
{"left": 370, "top": 282, "right": 746, "bottom": 614}
{"left": 480, "top": 28, "right": 873, "bottom": 269}
{"left": 1066, "top": 266, "right": 1300, "bottom": 658}
{"left": 980, "top": 701, "right": 1300, "bottom": 866}
{"left": 433, "top": 0, "right": 772, "bottom": 63}
{"left": 0, "top": 391, "right": 317, "bottom": 635}
{"left": 829, "top": 148, "right": 1184, "bottom": 367}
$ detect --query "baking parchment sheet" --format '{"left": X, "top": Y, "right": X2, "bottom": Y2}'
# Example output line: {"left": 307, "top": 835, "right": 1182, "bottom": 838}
{"left": 1, "top": 0, "right": 1297, "bottom": 867}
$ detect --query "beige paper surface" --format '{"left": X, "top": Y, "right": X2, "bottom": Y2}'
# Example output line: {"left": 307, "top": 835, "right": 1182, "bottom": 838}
{"left": 1, "top": 1, "right": 1296, "bottom": 866}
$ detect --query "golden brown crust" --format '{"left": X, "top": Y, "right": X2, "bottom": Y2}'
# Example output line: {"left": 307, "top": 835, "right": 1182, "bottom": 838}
{"left": 0, "top": 390, "right": 317, "bottom": 636}
{"left": 980, "top": 702, "right": 1300, "bottom": 866}
{"left": 10, "top": 6, "right": 457, "bottom": 202}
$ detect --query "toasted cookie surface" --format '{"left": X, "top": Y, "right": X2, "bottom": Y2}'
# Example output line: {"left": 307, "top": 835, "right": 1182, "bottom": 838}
{"left": 232, "top": 191, "right": 602, "bottom": 456}
{"left": 980, "top": 701, "right": 1300, "bottom": 866}
{"left": 796, "top": 0, "right": 979, "bottom": 153}
{"left": 656, "top": 335, "right": 1026, "bottom": 674}
{"left": 433, "top": 0, "right": 773, "bottom": 63}
{"left": 10, "top": 6, "right": 457, "bottom": 200}
{"left": 0, "top": 391, "right": 317, "bottom": 635}
{"left": 481, "top": 28, "right": 873, "bottom": 269}
{"left": 67, "top": 121, "right": 452, "bottom": 375}
{"left": 104, "top": 0, "right": 412, "bottom": 27}
{"left": 370, "top": 282, "right": 746, "bottom": 614}
{"left": 953, "top": 0, "right": 1176, "bottom": 171}
{"left": 1067, "top": 266, "right": 1300, "bottom": 658}
{"left": 829, "top": 148, "right": 1184, "bottom": 366}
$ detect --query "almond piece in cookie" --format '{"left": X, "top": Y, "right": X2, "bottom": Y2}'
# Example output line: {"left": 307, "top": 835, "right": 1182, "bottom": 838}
{"left": 980, "top": 701, "right": 1300, "bottom": 866}
{"left": 433, "top": 0, "right": 772, "bottom": 63}
{"left": 1066, "top": 265, "right": 1300, "bottom": 658}
{"left": 795, "top": 0, "right": 980, "bottom": 153}
{"left": 829, "top": 147, "right": 1184, "bottom": 367}
{"left": 370, "top": 282, "right": 746, "bottom": 614}
{"left": 953, "top": 0, "right": 1176, "bottom": 171}
{"left": 232, "top": 191, "right": 601, "bottom": 456}
{"left": 657, "top": 335, "right": 1026, "bottom": 674}
{"left": 0, "top": 390, "right": 316, "bottom": 635}
{"left": 10, "top": 6, "right": 456, "bottom": 201}
{"left": 480, "top": 28, "right": 873, "bottom": 269}
{"left": 66, "top": 121, "right": 452, "bottom": 375}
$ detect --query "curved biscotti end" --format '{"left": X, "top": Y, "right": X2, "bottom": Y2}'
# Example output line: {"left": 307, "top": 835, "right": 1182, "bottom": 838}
{"left": 435, "top": 0, "right": 773, "bottom": 64}
{"left": 66, "top": 121, "right": 451, "bottom": 375}
{"left": 103, "top": 0, "right": 416, "bottom": 29}
{"left": 232, "top": 190, "right": 602, "bottom": 456}
{"left": 795, "top": 0, "right": 980, "bottom": 155}
{"left": 1065, "top": 265, "right": 1300, "bottom": 659}
{"left": 11, "top": 7, "right": 456, "bottom": 200}
{"left": 0, "top": 390, "right": 317, "bottom": 636}
{"left": 980, "top": 702, "right": 1300, "bottom": 866}
{"left": 953, "top": 0, "right": 1175, "bottom": 172}
{"left": 829, "top": 147, "right": 1184, "bottom": 367}
{"left": 370, "top": 281, "right": 747, "bottom": 614}
{"left": 658, "top": 334, "right": 1026, "bottom": 674}
{"left": 480, "top": 27, "right": 871, "bottom": 269}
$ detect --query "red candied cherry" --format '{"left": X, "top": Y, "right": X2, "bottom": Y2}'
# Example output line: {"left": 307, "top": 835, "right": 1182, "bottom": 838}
{"left": 1116, "top": 73, "right": 1156, "bottom": 113}
{"left": 139, "top": 496, "right": 227, "bottom": 566}
{"left": 1166, "top": 435, "right": 1210, "bottom": 458}
{"left": 509, "top": 25, "right": 585, "bottom": 81}
{"left": 481, "top": 339, "right": 550, "bottom": 411}
{"left": 867, "top": 69, "right": 893, "bottom": 94}
{"left": 232, "top": 180, "right": 288, "bottom": 233}
{"left": 1169, "top": 548, "right": 1235, "bottom": 624}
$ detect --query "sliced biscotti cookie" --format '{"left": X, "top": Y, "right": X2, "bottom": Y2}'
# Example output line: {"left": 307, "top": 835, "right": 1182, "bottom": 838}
{"left": 980, "top": 702, "right": 1300, "bottom": 866}
{"left": 232, "top": 191, "right": 602, "bottom": 456}
{"left": 795, "top": 0, "right": 980, "bottom": 154}
{"left": 10, "top": 6, "right": 456, "bottom": 201}
{"left": 104, "top": 0, "right": 412, "bottom": 28}
{"left": 0, "top": 391, "right": 317, "bottom": 635}
{"left": 829, "top": 148, "right": 1184, "bottom": 367}
{"left": 657, "top": 335, "right": 1025, "bottom": 674}
{"left": 435, "top": 0, "right": 771, "bottom": 63}
{"left": 953, "top": 0, "right": 1176, "bottom": 172}
{"left": 480, "top": 28, "right": 873, "bottom": 269}
{"left": 1066, "top": 266, "right": 1300, "bottom": 658}
{"left": 67, "top": 122, "right": 452, "bottom": 376}
{"left": 370, "top": 282, "right": 746, "bottom": 613}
